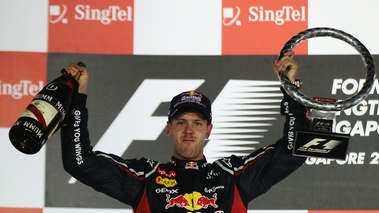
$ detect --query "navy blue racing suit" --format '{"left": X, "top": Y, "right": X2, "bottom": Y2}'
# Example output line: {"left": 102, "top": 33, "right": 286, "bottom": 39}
{"left": 60, "top": 87, "right": 309, "bottom": 212}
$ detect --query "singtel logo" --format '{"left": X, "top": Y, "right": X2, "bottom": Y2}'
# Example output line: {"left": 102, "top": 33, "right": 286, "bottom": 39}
{"left": 49, "top": 4, "right": 133, "bottom": 25}
{"left": 248, "top": 6, "right": 306, "bottom": 25}
{"left": 0, "top": 80, "right": 44, "bottom": 100}
{"left": 223, "top": 5, "right": 306, "bottom": 26}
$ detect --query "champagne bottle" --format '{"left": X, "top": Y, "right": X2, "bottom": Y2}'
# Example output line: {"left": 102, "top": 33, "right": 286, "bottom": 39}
{"left": 8, "top": 62, "right": 84, "bottom": 154}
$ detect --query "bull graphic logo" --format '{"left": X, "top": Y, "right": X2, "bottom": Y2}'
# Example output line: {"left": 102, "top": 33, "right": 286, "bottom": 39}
{"left": 197, "top": 193, "right": 218, "bottom": 209}
{"left": 165, "top": 194, "right": 190, "bottom": 209}
{"left": 165, "top": 192, "right": 218, "bottom": 210}
{"left": 185, "top": 161, "right": 199, "bottom": 170}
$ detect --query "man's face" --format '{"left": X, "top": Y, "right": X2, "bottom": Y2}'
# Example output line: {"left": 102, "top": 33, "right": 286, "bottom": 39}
{"left": 166, "top": 111, "right": 213, "bottom": 161}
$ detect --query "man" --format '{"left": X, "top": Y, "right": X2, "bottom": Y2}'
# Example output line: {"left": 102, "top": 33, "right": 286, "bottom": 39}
{"left": 61, "top": 51, "right": 309, "bottom": 212}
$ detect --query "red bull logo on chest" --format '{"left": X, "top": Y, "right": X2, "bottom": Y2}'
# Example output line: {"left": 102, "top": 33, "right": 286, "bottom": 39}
{"left": 165, "top": 191, "right": 218, "bottom": 211}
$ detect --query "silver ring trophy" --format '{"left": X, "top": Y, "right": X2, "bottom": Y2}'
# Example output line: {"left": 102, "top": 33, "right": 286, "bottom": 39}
{"left": 278, "top": 27, "right": 376, "bottom": 160}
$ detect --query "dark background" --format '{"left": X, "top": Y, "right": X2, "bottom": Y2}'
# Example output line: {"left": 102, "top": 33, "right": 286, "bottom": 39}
{"left": 46, "top": 54, "right": 379, "bottom": 209}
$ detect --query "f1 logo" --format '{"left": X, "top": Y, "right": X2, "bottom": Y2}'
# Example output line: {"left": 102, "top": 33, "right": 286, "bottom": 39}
{"left": 92, "top": 79, "right": 205, "bottom": 155}
{"left": 293, "top": 130, "right": 350, "bottom": 160}
{"left": 69, "top": 79, "right": 282, "bottom": 183}
{"left": 302, "top": 138, "right": 343, "bottom": 150}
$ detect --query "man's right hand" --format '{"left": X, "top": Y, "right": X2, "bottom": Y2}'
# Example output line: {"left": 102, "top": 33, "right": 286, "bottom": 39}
{"left": 65, "top": 63, "right": 89, "bottom": 95}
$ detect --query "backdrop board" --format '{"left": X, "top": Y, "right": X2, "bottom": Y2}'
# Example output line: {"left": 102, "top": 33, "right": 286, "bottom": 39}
{"left": 45, "top": 54, "right": 379, "bottom": 210}
{"left": 1, "top": 0, "right": 379, "bottom": 212}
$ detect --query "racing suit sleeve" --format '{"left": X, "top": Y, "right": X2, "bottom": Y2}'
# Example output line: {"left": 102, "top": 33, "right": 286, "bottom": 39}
{"left": 60, "top": 94, "right": 145, "bottom": 207}
{"left": 233, "top": 86, "right": 310, "bottom": 203}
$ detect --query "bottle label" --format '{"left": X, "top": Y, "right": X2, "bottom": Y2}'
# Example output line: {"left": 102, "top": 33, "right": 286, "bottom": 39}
{"left": 22, "top": 99, "right": 58, "bottom": 128}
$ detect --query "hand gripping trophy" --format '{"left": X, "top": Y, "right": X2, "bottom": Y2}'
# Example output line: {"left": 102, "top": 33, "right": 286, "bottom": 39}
{"left": 277, "top": 27, "right": 376, "bottom": 160}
